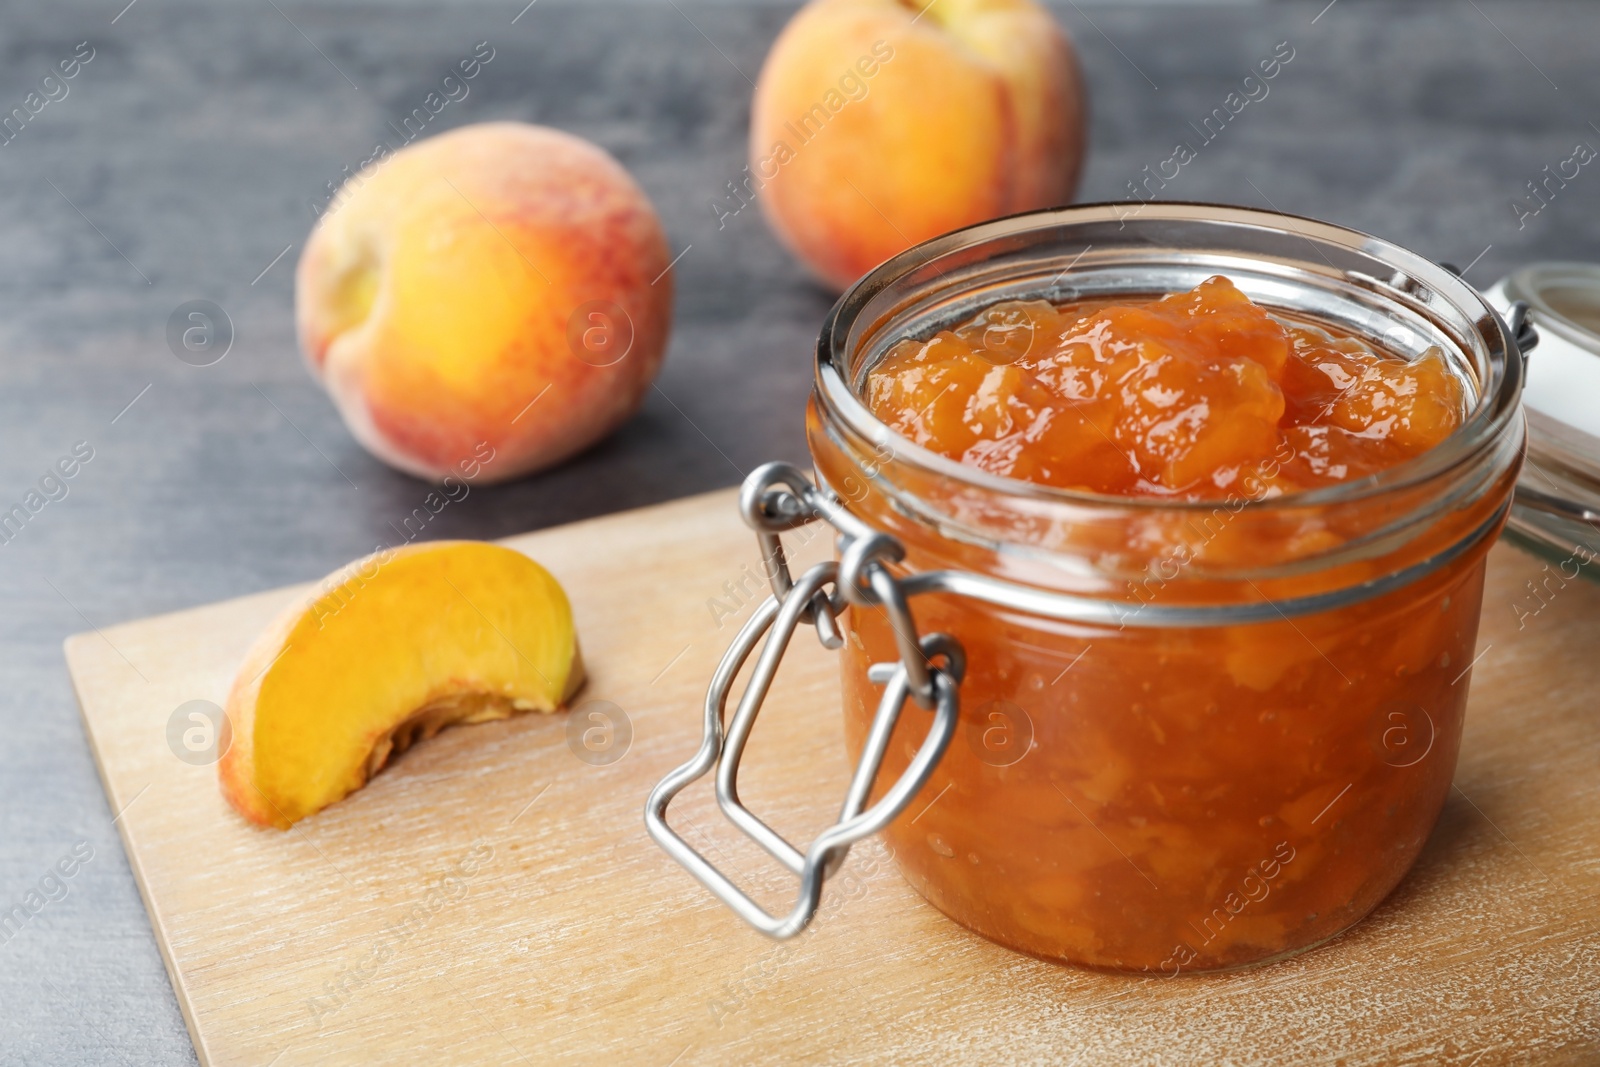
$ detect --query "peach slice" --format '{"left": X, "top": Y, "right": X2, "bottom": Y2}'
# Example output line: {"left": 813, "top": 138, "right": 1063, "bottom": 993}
{"left": 219, "top": 541, "right": 582, "bottom": 829}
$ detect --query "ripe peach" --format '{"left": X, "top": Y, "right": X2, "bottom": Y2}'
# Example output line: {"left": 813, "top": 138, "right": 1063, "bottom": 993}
{"left": 748, "top": 0, "right": 1087, "bottom": 291}
{"left": 296, "top": 122, "right": 673, "bottom": 484}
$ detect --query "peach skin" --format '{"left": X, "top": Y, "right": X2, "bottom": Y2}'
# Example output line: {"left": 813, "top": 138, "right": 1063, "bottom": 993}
{"left": 296, "top": 122, "right": 673, "bottom": 483}
{"left": 749, "top": 0, "right": 1086, "bottom": 291}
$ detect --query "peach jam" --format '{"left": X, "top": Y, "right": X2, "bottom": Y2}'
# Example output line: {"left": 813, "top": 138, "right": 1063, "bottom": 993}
{"left": 866, "top": 276, "right": 1464, "bottom": 498}
{"left": 807, "top": 205, "right": 1525, "bottom": 973}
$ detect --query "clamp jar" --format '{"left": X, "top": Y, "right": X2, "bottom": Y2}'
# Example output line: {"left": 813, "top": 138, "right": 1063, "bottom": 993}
{"left": 649, "top": 203, "right": 1527, "bottom": 976}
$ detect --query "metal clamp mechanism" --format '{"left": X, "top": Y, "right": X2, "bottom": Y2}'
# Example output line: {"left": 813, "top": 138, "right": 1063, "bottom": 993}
{"left": 644, "top": 462, "right": 964, "bottom": 940}
{"left": 1504, "top": 299, "right": 1539, "bottom": 356}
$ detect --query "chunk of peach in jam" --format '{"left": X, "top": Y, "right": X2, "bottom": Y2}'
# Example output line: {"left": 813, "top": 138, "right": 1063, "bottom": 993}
{"left": 866, "top": 276, "right": 1463, "bottom": 497}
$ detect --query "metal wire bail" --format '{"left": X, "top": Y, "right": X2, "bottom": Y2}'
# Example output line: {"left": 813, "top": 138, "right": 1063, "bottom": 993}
{"left": 645, "top": 464, "right": 964, "bottom": 940}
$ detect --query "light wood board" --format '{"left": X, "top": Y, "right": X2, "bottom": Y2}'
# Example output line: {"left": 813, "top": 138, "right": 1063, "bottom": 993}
{"left": 66, "top": 487, "right": 1600, "bottom": 1066}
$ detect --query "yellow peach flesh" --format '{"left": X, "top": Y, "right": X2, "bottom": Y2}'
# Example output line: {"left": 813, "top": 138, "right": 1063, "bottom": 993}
{"left": 219, "top": 541, "right": 581, "bottom": 829}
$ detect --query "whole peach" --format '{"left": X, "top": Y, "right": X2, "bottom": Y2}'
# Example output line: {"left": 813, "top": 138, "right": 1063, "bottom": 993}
{"left": 296, "top": 122, "right": 673, "bottom": 483}
{"left": 748, "top": 0, "right": 1086, "bottom": 291}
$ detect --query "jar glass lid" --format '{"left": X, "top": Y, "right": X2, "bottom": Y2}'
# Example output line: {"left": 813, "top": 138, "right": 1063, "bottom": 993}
{"left": 1485, "top": 261, "right": 1600, "bottom": 569}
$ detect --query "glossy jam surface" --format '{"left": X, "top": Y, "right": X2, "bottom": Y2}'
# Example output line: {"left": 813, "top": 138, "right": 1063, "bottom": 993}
{"left": 821, "top": 279, "right": 1506, "bottom": 974}
{"left": 866, "top": 276, "right": 1464, "bottom": 499}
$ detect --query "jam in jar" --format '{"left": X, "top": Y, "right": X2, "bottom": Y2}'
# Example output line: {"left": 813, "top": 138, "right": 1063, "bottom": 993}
{"left": 807, "top": 205, "right": 1524, "bottom": 973}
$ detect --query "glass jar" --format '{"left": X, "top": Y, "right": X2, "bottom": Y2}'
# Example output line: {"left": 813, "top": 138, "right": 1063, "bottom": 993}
{"left": 805, "top": 203, "right": 1524, "bottom": 974}
{"left": 646, "top": 202, "right": 1526, "bottom": 976}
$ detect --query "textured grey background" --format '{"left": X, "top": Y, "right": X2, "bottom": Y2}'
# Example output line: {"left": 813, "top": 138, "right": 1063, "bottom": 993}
{"left": 0, "top": 0, "right": 1595, "bottom": 1062}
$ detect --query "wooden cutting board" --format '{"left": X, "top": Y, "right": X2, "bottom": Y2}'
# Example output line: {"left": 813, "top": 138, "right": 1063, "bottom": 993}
{"left": 66, "top": 487, "right": 1600, "bottom": 1066}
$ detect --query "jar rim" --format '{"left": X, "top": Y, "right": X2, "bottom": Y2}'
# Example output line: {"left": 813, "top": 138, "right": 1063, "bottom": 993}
{"left": 815, "top": 202, "right": 1525, "bottom": 515}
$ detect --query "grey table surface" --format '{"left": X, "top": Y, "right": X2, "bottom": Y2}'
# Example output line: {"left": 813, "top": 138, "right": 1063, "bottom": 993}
{"left": 1, "top": 0, "right": 1595, "bottom": 1062}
